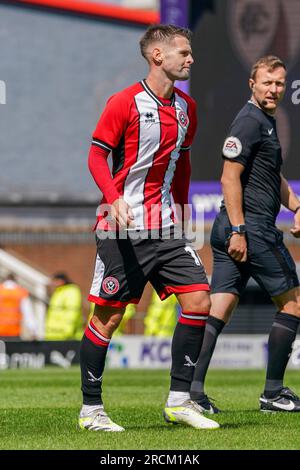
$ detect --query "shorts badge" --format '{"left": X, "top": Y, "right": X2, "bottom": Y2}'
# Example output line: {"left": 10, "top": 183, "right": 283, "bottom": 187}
{"left": 102, "top": 277, "right": 120, "bottom": 295}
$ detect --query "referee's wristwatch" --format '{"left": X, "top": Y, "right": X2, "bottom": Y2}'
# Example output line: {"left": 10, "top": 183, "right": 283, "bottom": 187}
{"left": 231, "top": 224, "right": 246, "bottom": 234}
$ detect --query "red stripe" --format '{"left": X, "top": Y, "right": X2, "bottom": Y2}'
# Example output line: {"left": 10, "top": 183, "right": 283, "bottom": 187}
{"left": 143, "top": 107, "right": 179, "bottom": 228}
{"left": 159, "top": 284, "right": 210, "bottom": 300}
{"left": 116, "top": 96, "right": 141, "bottom": 197}
{"left": 12, "top": 0, "right": 159, "bottom": 25}
{"left": 88, "top": 294, "right": 140, "bottom": 308}
{"left": 179, "top": 317, "right": 206, "bottom": 327}
{"left": 85, "top": 326, "right": 109, "bottom": 347}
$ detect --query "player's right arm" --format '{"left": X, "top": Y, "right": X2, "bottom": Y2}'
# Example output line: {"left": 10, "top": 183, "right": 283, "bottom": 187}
{"left": 221, "top": 115, "right": 261, "bottom": 262}
{"left": 88, "top": 93, "right": 134, "bottom": 228}
{"left": 88, "top": 147, "right": 134, "bottom": 228}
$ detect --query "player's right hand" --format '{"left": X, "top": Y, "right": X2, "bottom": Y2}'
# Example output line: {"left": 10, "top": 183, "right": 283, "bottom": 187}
{"left": 111, "top": 197, "right": 135, "bottom": 229}
{"left": 227, "top": 233, "right": 247, "bottom": 262}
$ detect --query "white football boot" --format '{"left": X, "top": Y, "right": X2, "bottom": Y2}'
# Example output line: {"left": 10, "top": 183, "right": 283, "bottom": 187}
{"left": 164, "top": 399, "right": 220, "bottom": 429}
{"left": 79, "top": 407, "right": 124, "bottom": 432}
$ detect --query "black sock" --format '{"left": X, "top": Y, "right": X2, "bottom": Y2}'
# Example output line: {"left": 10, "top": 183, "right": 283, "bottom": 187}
{"left": 80, "top": 320, "right": 110, "bottom": 405}
{"left": 170, "top": 311, "right": 208, "bottom": 392}
{"left": 264, "top": 312, "right": 300, "bottom": 398}
{"left": 190, "top": 315, "right": 225, "bottom": 400}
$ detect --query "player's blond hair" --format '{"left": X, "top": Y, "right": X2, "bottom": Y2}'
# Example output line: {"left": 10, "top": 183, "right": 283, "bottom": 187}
{"left": 140, "top": 24, "right": 192, "bottom": 61}
{"left": 250, "top": 56, "right": 286, "bottom": 80}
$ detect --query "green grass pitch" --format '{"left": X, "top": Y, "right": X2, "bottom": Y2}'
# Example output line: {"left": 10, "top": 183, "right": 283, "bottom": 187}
{"left": 0, "top": 367, "right": 299, "bottom": 450}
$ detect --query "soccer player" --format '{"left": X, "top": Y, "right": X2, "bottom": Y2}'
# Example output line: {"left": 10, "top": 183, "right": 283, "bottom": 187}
{"left": 190, "top": 56, "right": 300, "bottom": 413}
{"left": 78, "top": 24, "right": 219, "bottom": 431}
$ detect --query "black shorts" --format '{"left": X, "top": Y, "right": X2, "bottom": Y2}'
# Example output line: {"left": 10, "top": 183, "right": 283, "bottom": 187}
{"left": 211, "top": 211, "right": 299, "bottom": 297}
{"left": 88, "top": 228, "right": 209, "bottom": 307}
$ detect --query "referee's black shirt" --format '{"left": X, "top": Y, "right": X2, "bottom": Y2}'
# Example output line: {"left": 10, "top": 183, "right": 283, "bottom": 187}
{"left": 221, "top": 101, "right": 282, "bottom": 221}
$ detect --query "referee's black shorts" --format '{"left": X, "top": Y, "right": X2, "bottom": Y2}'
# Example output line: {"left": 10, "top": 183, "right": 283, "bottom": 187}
{"left": 211, "top": 210, "right": 299, "bottom": 297}
{"left": 89, "top": 227, "right": 209, "bottom": 308}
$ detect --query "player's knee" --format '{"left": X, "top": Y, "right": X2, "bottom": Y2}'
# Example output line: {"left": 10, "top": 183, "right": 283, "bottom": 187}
{"left": 275, "top": 287, "right": 300, "bottom": 317}
{"left": 182, "top": 294, "right": 211, "bottom": 314}
{"left": 108, "top": 313, "right": 124, "bottom": 330}
{"left": 92, "top": 306, "right": 125, "bottom": 336}
{"left": 198, "top": 297, "right": 211, "bottom": 314}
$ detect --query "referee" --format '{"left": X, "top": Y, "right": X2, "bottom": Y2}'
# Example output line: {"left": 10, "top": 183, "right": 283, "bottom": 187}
{"left": 190, "top": 56, "right": 300, "bottom": 413}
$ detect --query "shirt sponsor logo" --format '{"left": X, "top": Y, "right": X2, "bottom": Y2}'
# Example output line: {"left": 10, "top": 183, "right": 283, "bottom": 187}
{"left": 223, "top": 136, "right": 242, "bottom": 158}
{"left": 144, "top": 112, "right": 156, "bottom": 123}
{"left": 102, "top": 277, "right": 120, "bottom": 295}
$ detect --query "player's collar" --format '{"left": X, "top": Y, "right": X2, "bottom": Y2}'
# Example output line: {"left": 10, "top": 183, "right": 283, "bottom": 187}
{"left": 141, "top": 79, "right": 175, "bottom": 107}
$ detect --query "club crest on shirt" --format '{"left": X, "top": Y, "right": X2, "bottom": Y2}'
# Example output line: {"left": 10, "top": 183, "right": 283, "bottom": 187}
{"left": 223, "top": 136, "right": 242, "bottom": 158}
{"left": 102, "top": 277, "right": 120, "bottom": 295}
{"left": 177, "top": 110, "right": 189, "bottom": 128}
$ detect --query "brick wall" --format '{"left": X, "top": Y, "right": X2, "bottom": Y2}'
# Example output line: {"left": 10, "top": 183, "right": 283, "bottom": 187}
{"left": 3, "top": 237, "right": 300, "bottom": 316}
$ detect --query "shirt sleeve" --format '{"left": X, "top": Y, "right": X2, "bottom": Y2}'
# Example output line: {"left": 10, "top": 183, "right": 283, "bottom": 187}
{"left": 88, "top": 145, "right": 120, "bottom": 204}
{"left": 222, "top": 116, "right": 261, "bottom": 166}
{"left": 180, "top": 98, "right": 197, "bottom": 151}
{"left": 92, "top": 92, "right": 129, "bottom": 152}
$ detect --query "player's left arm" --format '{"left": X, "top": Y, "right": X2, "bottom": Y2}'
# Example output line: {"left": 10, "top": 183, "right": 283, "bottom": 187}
{"left": 280, "top": 174, "right": 300, "bottom": 237}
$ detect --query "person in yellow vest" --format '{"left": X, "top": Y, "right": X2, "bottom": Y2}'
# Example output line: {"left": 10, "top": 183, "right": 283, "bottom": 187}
{"left": 144, "top": 290, "right": 178, "bottom": 336}
{"left": 45, "top": 273, "right": 83, "bottom": 340}
{"left": 0, "top": 273, "right": 38, "bottom": 340}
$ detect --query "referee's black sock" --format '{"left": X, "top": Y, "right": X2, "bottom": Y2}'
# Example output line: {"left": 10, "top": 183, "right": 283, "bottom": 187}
{"left": 170, "top": 312, "right": 208, "bottom": 392}
{"left": 80, "top": 320, "right": 110, "bottom": 405}
{"left": 264, "top": 311, "right": 300, "bottom": 398}
{"left": 190, "top": 315, "right": 225, "bottom": 400}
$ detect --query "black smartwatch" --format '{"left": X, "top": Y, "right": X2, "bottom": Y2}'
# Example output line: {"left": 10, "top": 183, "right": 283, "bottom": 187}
{"left": 231, "top": 224, "right": 246, "bottom": 234}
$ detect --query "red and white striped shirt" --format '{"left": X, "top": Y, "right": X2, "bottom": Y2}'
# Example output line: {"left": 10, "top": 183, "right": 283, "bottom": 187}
{"left": 90, "top": 80, "right": 197, "bottom": 229}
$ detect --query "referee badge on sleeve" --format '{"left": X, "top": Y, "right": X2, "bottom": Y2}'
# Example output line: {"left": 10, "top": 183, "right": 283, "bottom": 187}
{"left": 222, "top": 136, "right": 242, "bottom": 158}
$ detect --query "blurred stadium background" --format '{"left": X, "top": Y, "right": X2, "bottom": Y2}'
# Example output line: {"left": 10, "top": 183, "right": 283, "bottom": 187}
{"left": 0, "top": 0, "right": 300, "bottom": 371}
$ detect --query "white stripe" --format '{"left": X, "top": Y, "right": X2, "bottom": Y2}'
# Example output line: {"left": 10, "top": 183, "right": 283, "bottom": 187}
{"left": 92, "top": 140, "right": 111, "bottom": 152}
{"left": 141, "top": 80, "right": 162, "bottom": 107}
{"left": 90, "top": 253, "right": 105, "bottom": 297}
{"left": 160, "top": 93, "right": 189, "bottom": 226}
{"left": 123, "top": 91, "right": 160, "bottom": 229}
{"left": 88, "top": 323, "right": 110, "bottom": 343}
{"left": 181, "top": 314, "right": 208, "bottom": 320}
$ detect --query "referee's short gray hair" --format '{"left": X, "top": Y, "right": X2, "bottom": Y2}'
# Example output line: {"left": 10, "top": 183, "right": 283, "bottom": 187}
{"left": 250, "top": 56, "right": 287, "bottom": 80}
